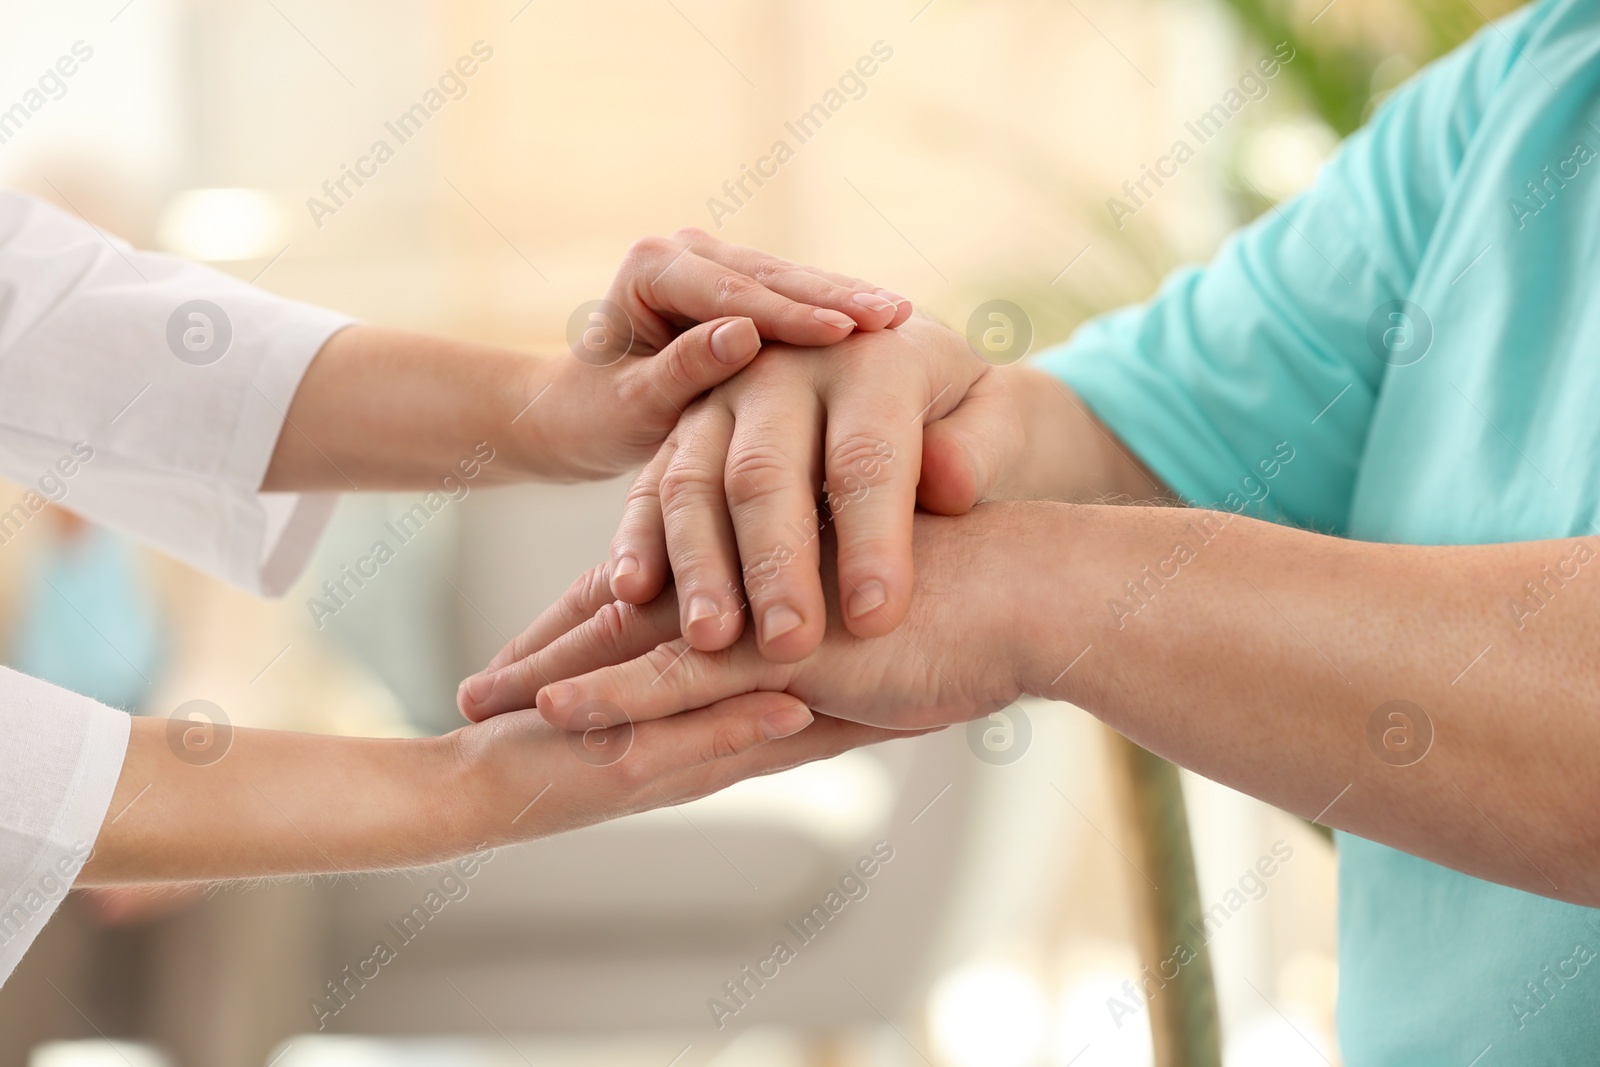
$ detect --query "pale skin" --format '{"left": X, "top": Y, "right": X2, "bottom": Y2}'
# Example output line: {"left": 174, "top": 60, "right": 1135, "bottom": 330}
{"left": 466, "top": 365, "right": 1600, "bottom": 909}
{"left": 82, "top": 700, "right": 899, "bottom": 885}
{"left": 82, "top": 231, "right": 996, "bottom": 886}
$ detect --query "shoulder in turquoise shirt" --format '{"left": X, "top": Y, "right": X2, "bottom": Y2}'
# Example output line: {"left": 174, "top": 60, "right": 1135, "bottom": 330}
{"left": 1040, "top": 1, "right": 1600, "bottom": 1061}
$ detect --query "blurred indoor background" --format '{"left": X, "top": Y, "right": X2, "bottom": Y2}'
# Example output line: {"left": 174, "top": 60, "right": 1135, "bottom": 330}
{"left": 0, "top": 0, "right": 1521, "bottom": 1064}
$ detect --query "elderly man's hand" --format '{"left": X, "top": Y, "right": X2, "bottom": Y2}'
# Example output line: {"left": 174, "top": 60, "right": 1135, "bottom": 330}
{"left": 459, "top": 504, "right": 1042, "bottom": 734}
{"left": 577, "top": 315, "right": 1022, "bottom": 666}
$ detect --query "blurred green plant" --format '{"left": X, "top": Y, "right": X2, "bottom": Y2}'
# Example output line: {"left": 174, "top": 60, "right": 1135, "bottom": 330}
{"left": 953, "top": 0, "right": 1534, "bottom": 353}
{"left": 1216, "top": 0, "right": 1528, "bottom": 135}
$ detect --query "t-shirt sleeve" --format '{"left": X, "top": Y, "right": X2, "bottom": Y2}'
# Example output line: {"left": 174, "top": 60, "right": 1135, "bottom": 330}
{"left": 0, "top": 190, "right": 355, "bottom": 595}
{"left": 1035, "top": 15, "right": 1530, "bottom": 533}
{"left": 0, "top": 667, "right": 130, "bottom": 985}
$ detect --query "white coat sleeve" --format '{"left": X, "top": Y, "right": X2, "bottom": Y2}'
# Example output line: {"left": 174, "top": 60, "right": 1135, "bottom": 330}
{"left": 0, "top": 188, "right": 355, "bottom": 987}
{"left": 0, "top": 189, "right": 355, "bottom": 594}
{"left": 0, "top": 669, "right": 131, "bottom": 985}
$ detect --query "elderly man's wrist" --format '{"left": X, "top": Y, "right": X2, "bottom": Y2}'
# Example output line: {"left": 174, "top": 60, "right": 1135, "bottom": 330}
{"left": 1002, "top": 501, "right": 1097, "bottom": 702}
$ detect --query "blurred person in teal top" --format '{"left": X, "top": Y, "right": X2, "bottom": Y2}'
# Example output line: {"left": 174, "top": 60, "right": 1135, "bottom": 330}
{"left": 473, "top": 0, "right": 1600, "bottom": 1060}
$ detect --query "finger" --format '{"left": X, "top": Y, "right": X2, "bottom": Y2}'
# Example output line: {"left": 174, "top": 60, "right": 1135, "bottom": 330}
{"left": 722, "top": 374, "right": 828, "bottom": 662}
{"left": 819, "top": 371, "right": 927, "bottom": 639}
{"left": 805, "top": 264, "right": 914, "bottom": 328}
{"left": 917, "top": 368, "right": 1026, "bottom": 515}
{"left": 673, "top": 228, "right": 899, "bottom": 330}
{"left": 882, "top": 292, "right": 915, "bottom": 329}
{"left": 658, "top": 401, "right": 746, "bottom": 651}
{"left": 458, "top": 562, "right": 617, "bottom": 720}
{"left": 649, "top": 712, "right": 928, "bottom": 804}
{"left": 466, "top": 593, "right": 683, "bottom": 724}
{"left": 610, "top": 449, "right": 670, "bottom": 604}
{"left": 639, "top": 248, "right": 859, "bottom": 346}
{"left": 536, "top": 635, "right": 776, "bottom": 731}
{"left": 618, "top": 315, "right": 761, "bottom": 421}
{"left": 618, "top": 692, "right": 816, "bottom": 785}
{"left": 530, "top": 593, "right": 682, "bottom": 700}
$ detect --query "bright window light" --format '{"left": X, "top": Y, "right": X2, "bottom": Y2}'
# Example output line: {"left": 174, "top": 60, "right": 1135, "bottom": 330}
{"left": 633, "top": 749, "right": 896, "bottom": 847}
{"left": 1240, "top": 121, "right": 1338, "bottom": 201}
{"left": 1054, "top": 971, "right": 1154, "bottom": 1067}
{"left": 1225, "top": 1011, "right": 1335, "bottom": 1067}
{"left": 158, "top": 187, "right": 285, "bottom": 261}
{"left": 30, "top": 1041, "right": 171, "bottom": 1067}
{"left": 929, "top": 962, "right": 1048, "bottom": 1067}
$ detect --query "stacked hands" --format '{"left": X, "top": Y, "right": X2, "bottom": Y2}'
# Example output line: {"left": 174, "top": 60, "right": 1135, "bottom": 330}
{"left": 451, "top": 228, "right": 1029, "bottom": 836}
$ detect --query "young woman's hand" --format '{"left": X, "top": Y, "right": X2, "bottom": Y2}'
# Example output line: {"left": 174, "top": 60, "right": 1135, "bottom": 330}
{"left": 264, "top": 229, "right": 910, "bottom": 491}
{"left": 453, "top": 696, "right": 916, "bottom": 848}
{"left": 82, "top": 693, "right": 911, "bottom": 885}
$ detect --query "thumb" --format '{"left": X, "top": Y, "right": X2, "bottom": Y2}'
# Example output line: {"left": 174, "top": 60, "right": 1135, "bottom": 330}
{"left": 916, "top": 370, "right": 1024, "bottom": 514}
{"left": 629, "top": 316, "right": 760, "bottom": 416}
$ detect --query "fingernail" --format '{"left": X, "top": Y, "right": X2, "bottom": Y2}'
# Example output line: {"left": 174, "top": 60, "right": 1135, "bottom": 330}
{"left": 687, "top": 594, "right": 720, "bottom": 627}
{"left": 813, "top": 308, "right": 856, "bottom": 330}
{"left": 614, "top": 555, "right": 640, "bottom": 580}
{"left": 762, "top": 604, "right": 803, "bottom": 643}
{"left": 540, "top": 681, "right": 575, "bottom": 712}
{"left": 875, "top": 288, "right": 910, "bottom": 307}
{"left": 852, "top": 292, "right": 895, "bottom": 313}
{"left": 761, "top": 704, "right": 815, "bottom": 740}
{"left": 463, "top": 671, "right": 496, "bottom": 704}
{"left": 711, "top": 318, "right": 759, "bottom": 364}
{"left": 848, "top": 581, "right": 887, "bottom": 619}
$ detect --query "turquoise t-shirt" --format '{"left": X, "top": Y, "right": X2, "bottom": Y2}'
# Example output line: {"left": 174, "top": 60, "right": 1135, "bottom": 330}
{"left": 1039, "top": 1, "right": 1600, "bottom": 1061}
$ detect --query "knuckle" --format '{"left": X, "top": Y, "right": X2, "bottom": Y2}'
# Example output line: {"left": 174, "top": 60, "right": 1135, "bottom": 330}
{"left": 723, "top": 350, "right": 780, "bottom": 392}
{"left": 644, "top": 639, "right": 685, "bottom": 669}
{"left": 567, "top": 566, "right": 614, "bottom": 624}
{"left": 657, "top": 459, "right": 722, "bottom": 512}
{"left": 671, "top": 225, "right": 712, "bottom": 247}
{"left": 589, "top": 601, "right": 630, "bottom": 651}
{"left": 503, "top": 654, "right": 542, "bottom": 693}
{"left": 699, "top": 725, "right": 749, "bottom": 764}
{"left": 620, "top": 475, "right": 663, "bottom": 514}
{"left": 714, "top": 273, "right": 762, "bottom": 306}
{"left": 575, "top": 562, "right": 610, "bottom": 602}
{"left": 502, "top": 625, "right": 534, "bottom": 666}
{"left": 624, "top": 234, "right": 676, "bottom": 266}
{"left": 724, "top": 444, "right": 802, "bottom": 509}
{"left": 491, "top": 636, "right": 528, "bottom": 673}
{"left": 827, "top": 430, "right": 892, "bottom": 480}
{"left": 749, "top": 259, "right": 795, "bottom": 285}
{"left": 642, "top": 639, "right": 691, "bottom": 682}
{"left": 612, "top": 749, "right": 651, "bottom": 791}
{"left": 612, "top": 369, "right": 661, "bottom": 418}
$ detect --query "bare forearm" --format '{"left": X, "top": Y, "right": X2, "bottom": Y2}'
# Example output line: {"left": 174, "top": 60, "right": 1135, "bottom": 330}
{"left": 261, "top": 325, "right": 555, "bottom": 492}
{"left": 78, "top": 695, "right": 888, "bottom": 885}
{"left": 994, "top": 366, "right": 1175, "bottom": 505}
{"left": 80, "top": 718, "right": 477, "bottom": 884}
{"left": 1014, "top": 502, "right": 1600, "bottom": 904}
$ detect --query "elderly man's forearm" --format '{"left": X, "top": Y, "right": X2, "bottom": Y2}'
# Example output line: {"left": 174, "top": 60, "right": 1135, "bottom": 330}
{"left": 992, "top": 366, "right": 1175, "bottom": 505}
{"left": 1013, "top": 502, "right": 1600, "bottom": 904}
